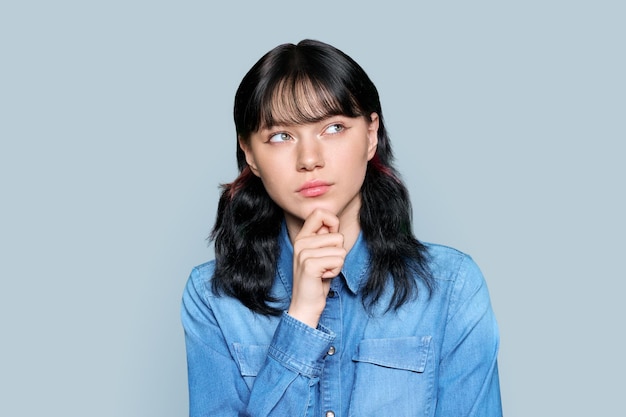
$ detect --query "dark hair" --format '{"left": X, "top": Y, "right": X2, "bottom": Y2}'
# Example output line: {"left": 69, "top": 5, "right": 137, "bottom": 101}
{"left": 211, "top": 39, "right": 433, "bottom": 315}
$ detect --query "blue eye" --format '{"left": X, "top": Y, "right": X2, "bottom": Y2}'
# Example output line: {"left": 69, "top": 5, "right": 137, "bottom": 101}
{"left": 324, "top": 124, "right": 344, "bottom": 134}
{"left": 268, "top": 132, "right": 291, "bottom": 143}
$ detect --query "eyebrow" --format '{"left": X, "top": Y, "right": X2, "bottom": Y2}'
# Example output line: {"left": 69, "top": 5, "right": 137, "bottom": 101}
{"left": 259, "top": 114, "right": 354, "bottom": 131}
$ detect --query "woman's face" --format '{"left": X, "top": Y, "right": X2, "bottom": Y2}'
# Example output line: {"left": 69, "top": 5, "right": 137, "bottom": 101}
{"left": 240, "top": 112, "right": 379, "bottom": 234}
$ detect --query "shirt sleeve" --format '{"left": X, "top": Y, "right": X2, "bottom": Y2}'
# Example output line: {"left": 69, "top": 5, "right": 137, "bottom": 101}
{"left": 181, "top": 267, "right": 335, "bottom": 417}
{"left": 435, "top": 255, "right": 503, "bottom": 417}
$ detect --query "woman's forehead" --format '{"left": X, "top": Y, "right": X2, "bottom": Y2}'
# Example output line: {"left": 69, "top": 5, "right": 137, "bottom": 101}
{"left": 259, "top": 76, "right": 346, "bottom": 128}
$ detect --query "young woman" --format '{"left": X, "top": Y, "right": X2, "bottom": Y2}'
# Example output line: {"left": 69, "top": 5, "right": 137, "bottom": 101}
{"left": 182, "top": 39, "right": 502, "bottom": 417}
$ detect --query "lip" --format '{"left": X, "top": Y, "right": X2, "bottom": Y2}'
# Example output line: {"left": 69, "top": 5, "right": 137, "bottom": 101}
{"left": 297, "top": 180, "right": 331, "bottom": 197}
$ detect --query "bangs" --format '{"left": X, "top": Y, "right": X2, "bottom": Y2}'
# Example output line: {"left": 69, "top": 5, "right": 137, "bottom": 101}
{"left": 234, "top": 39, "right": 380, "bottom": 140}
{"left": 258, "top": 74, "right": 363, "bottom": 129}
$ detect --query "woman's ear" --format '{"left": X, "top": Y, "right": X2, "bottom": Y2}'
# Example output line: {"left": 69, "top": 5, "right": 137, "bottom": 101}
{"left": 238, "top": 137, "right": 260, "bottom": 176}
{"left": 367, "top": 112, "right": 380, "bottom": 160}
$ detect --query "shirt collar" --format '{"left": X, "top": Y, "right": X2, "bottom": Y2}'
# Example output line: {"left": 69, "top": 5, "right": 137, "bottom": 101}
{"left": 276, "top": 221, "right": 371, "bottom": 296}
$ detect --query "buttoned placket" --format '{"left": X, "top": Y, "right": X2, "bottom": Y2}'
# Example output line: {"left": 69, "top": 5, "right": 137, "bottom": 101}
{"left": 319, "top": 280, "right": 342, "bottom": 417}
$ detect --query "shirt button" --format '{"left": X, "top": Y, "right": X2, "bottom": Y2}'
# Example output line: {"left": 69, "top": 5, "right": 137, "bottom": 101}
{"left": 325, "top": 411, "right": 335, "bottom": 417}
{"left": 328, "top": 290, "right": 336, "bottom": 298}
{"left": 327, "top": 346, "right": 336, "bottom": 356}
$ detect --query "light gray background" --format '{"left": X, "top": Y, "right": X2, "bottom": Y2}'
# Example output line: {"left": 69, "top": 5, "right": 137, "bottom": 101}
{"left": 1, "top": 1, "right": 624, "bottom": 416}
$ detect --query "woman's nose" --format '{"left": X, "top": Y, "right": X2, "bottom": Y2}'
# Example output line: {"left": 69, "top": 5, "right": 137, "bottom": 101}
{"left": 296, "top": 138, "right": 324, "bottom": 171}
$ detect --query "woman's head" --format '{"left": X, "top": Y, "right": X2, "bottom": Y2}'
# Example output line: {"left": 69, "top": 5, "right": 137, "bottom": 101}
{"left": 213, "top": 40, "right": 432, "bottom": 315}
{"left": 233, "top": 39, "right": 393, "bottom": 172}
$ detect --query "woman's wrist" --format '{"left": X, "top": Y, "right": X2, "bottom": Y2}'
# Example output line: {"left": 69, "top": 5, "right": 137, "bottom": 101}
{"left": 286, "top": 305, "right": 322, "bottom": 329}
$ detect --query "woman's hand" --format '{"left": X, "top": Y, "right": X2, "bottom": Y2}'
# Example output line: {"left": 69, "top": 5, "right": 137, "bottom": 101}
{"left": 287, "top": 209, "right": 346, "bottom": 328}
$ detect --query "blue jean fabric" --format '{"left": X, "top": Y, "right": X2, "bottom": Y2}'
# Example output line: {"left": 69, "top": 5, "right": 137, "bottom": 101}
{"left": 181, "top": 226, "right": 502, "bottom": 417}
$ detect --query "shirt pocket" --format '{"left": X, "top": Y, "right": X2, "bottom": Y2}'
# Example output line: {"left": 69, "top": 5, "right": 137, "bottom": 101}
{"left": 232, "top": 343, "right": 269, "bottom": 391}
{"left": 349, "top": 336, "right": 434, "bottom": 417}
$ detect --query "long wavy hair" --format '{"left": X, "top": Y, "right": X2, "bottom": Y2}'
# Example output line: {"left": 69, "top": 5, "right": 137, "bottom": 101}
{"left": 211, "top": 39, "right": 434, "bottom": 315}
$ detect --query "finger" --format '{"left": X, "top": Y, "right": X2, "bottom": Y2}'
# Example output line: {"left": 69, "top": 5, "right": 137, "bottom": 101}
{"left": 317, "top": 225, "right": 330, "bottom": 235}
{"left": 321, "top": 264, "right": 344, "bottom": 279}
{"left": 294, "top": 233, "right": 345, "bottom": 253}
{"left": 298, "top": 255, "right": 345, "bottom": 279}
{"left": 298, "top": 209, "right": 339, "bottom": 237}
{"left": 296, "top": 246, "right": 347, "bottom": 262}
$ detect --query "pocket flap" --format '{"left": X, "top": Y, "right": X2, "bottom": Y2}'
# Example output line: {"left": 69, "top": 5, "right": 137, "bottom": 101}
{"left": 232, "top": 343, "right": 269, "bottom": 377}
{"left": 352, "top": 336, "right": 432, "bottom": 373}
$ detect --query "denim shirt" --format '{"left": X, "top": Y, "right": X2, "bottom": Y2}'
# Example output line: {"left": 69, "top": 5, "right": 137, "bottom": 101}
{"left": 181, "top": 227, "right": 502, "bottom": 417}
